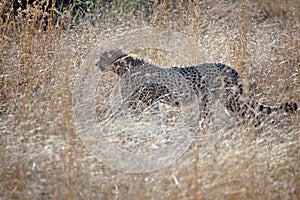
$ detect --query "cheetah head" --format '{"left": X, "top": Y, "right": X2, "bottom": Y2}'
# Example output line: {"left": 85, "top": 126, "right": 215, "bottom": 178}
{"left": 96, "top": 49, "right": 127, "bottom": 72}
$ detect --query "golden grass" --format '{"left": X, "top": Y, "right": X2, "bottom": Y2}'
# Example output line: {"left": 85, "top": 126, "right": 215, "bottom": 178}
{"left": 1, "top": 0, "right": 299, "bottom": 199}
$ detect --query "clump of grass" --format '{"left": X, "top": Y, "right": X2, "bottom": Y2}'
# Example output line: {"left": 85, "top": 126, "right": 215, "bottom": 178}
{"left": 1, "top": 0, "right": 299, "bottom": 199}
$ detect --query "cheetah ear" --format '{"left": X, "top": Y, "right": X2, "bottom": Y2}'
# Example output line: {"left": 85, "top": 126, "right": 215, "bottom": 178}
{"left": 107, "top": 49, "right": 126, "bottom": 61}
{"left": 96, "top": 49, "right": 127, "bottom": 72}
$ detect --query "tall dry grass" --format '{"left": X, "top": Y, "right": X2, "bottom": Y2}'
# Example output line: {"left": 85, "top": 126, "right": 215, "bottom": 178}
{"left": 1, "top": 0, "right": 299, "bottom": 199}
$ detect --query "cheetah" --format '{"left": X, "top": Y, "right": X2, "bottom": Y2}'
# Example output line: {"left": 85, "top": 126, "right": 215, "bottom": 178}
{"left": 96, "top": 49, "right": 298, "bottom": 126}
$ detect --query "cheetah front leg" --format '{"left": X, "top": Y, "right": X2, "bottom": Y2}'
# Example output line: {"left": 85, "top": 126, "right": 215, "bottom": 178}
{"left": 197, "top": 93, "right": 213, "bottom": 131}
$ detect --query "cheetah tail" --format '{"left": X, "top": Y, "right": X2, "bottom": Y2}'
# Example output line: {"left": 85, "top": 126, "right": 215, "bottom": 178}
{"left": 258, "top": 102, "right": 298, "bottom": 114}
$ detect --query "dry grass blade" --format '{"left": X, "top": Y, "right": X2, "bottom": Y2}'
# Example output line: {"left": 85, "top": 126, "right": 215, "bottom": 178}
{"left": 0, "top": 0, "right": 299, "bottom": 199}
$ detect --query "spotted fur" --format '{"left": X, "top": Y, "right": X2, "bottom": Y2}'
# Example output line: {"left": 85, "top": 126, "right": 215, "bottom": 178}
{"left": 96, "top": 49, "right": 298, "bottom": 125}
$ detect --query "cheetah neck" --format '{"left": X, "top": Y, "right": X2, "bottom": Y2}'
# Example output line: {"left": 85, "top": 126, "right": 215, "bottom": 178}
{"left": 112, "top": 55, "right": 146, "bottom": 77}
